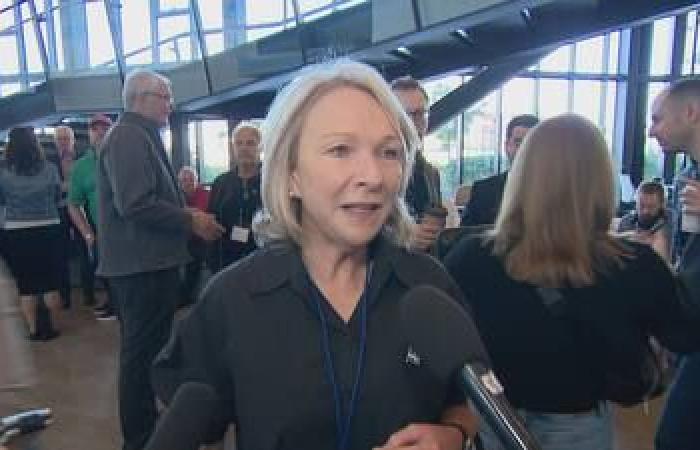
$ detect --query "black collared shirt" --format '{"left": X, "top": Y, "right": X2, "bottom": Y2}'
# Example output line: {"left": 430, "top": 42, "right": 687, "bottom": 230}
{"left": 153, "top": 236, "right": 467, "bottom": 450}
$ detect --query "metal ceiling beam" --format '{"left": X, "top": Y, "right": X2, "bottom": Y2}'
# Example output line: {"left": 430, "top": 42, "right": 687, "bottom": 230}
{"left": 428, "top": 50, "right": 547, "bottom": 132}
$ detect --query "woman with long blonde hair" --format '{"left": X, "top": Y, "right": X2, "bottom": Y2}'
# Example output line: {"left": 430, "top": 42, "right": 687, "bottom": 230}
{"left": 445, "top": 114, "right": 700, "bottom": 450}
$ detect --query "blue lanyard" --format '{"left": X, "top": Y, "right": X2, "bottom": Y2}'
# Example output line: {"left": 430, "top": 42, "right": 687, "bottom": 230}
{"left": 311, "top": 263, "right": 372, "bottom": 450}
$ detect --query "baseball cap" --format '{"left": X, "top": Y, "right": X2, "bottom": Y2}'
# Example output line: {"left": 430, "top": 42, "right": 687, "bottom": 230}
{"left": 88, "top": 114, "right": 112, "bottom": 128}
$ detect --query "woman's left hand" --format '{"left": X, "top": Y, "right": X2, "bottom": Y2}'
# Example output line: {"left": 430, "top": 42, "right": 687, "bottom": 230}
{"left": 373, "top": 423, "right": 464, "bottom": 450}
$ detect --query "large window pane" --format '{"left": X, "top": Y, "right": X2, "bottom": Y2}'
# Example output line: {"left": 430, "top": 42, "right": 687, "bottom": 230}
{"left": 539, "top": 45, "right": 571, "bottom": 72}
{"left": 502, "top": 77, "right": 536, "bottom": 122}
{"left": 0, "top": 2, "right": 14, "bottom": 31}
{"left": 604, "top": 82, "right": 617, "bottom": 149}
{"left": 644, "top": 82, "right": 669, "bottom": 180}
{"left": 159, "top": 15, "right": 190, "bottom": 62}
{"left": 246, "top": 1, "right": 288, "bottom": 25}
{"left": 122, "top": 0, "right": 152, "bottom": 65}
{"left": 20, "top": 3, "right": 43, "bottom": 74}
{"left": 572, "top": 80, "right": 602, "bottom": 126}
{"left": 538, "top": 79, "right": 569, "bottom": 119}
{"left": 198, "top": 0, "right": 222, "bottom": 30}
{"left": 52, "top": 3, "right": 64, "bottom": 70}
{"left": 23, "top": 20, "right": 43, "bottom": 73}
{"left": 575, "top": 36, "right": 604, "bottom": 73}
{"left": 0, "top": 35, "right": 19, "bottom": 75}
{"left": 188, "top": 122, "right": 198, "bottom": 172}
{"left": 205, "top": 32, "right": 224, "bottom": 55}
{"left": 651, "top": 16, "right": 674, "bottom": 76}
{"left": 608, "top": 31, "right": 620, "bottom": 74}
{"left": 160, "top": 0, "right": 189, "bottom": 11}
{"left": 463, "top": 91, "right": 499, "bottom": 184}
{"left": 684, "top": 10, "right": 697, "bottom": 75}
{"left": 199, "top": 120, "right": 230, "bottom": 184}
{"left": 87, "top": 2, "right": 116, "bottom": 67}
{"left": 424, "top": 76, "right": 461, "bottom": 201}
{"left": 298, "top": 0, "right": 331, "bottom": 13}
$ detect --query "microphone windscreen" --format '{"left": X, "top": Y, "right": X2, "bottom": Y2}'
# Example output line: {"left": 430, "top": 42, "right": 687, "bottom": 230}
{"left": 145, "top": 382, "right": 218, "bottom": 450}
{"left": 400, "top": 285, "right": 490, "bottom": 382}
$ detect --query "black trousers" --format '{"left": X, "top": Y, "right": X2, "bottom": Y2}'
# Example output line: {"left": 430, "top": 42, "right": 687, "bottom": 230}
{"left": 57, "top": 208, "right": 72, "bottom": 307}
{"left": 110, "top": 268, "right": 179, "bottom": 450}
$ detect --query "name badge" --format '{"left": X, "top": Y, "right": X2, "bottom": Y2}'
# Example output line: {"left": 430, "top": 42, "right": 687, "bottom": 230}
{"left": 231, "top": 226, "right": 250, "bottom": 243}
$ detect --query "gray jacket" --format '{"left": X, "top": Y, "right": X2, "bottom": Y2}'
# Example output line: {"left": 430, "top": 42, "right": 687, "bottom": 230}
{"left": 96, "top": 112, "right": 192, "bottom": 277}
{"left": 0, "top": 162, "right": 61, "bottom": 226}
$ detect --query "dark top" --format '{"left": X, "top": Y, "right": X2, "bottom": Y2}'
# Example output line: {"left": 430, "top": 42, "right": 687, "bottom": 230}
{"left": 96, "top": 112, "right": 191, "bottom": 277}
{"left": 670, "top": 162, "right": 700, "bottom": 313}
{"left": 617, "top": 209, "right": 671, "bottom": 238}
{"left": 405, "top": 154, "right": 442, "bottom": 219}
{"left": 152, "top": 236, "right": 467, "bottom": 450}
{"left": 460, "top": 172, "right": 507, "bottom": 227}
{"left": 445, "top": 236, "right": 700, "bottom": 413}
{"left": 206, "top": 169, "right": 261, "bottom": 272}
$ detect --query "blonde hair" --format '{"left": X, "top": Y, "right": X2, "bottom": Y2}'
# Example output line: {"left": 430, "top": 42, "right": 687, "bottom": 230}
{"left": 254, "top": 60, "right": 418, "bottom": 247}
{"left": 54, "top": 125, "right": 74, "bottom": 143}
{"left": 490, "top": 114, "right": 625, "bottom": 287}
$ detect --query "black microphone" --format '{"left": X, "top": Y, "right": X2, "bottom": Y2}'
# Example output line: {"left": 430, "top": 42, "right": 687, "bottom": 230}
{"left": 145, "top": 382, "right": 218, "bottom": 450}
{"left": 400, "top": 285, "right": 541, "bottom": 450}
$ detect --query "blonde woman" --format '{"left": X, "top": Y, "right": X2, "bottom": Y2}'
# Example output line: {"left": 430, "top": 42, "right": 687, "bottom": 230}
{"left": 153, "top": 61, "right": 480, "bottom": 450}
{"left": 445, "top": 114, "right": 700, "bottom": 450}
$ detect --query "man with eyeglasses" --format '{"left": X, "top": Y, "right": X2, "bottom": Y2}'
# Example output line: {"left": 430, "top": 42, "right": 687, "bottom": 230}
{"left": 461, "top": 114, "right": 539, "bottom": 227}
{"left": 391, "top": 76, "right": 444, "bottom": 251}
{"left": 96, "top": 69, "right": 224, "bottom": 450}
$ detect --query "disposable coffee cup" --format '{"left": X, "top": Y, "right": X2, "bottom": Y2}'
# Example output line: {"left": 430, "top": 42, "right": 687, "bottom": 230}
{"left": 681, "top": 184, "right": 700, "bottom": 233}
{"left": 682, "top": 211, "right": 700, "bottom": 233}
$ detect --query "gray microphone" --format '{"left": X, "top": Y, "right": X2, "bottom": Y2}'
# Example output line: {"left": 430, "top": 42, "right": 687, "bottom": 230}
{"left": 145, "top": 382, "right": 218, "bottom": 450}
{"left": 400, "top": 285, "right": 541, "bottom": 450}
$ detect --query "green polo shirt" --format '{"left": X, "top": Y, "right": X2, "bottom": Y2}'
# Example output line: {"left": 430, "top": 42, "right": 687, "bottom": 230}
{"left": 68, "top": 147, "right": 98, "bottom": 225}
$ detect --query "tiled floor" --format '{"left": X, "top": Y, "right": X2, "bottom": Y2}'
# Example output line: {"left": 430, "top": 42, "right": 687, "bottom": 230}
{"left": 1, "top": 290, "right": 666, "bottom": 450}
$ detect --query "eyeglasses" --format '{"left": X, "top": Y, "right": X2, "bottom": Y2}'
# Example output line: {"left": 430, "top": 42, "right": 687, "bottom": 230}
{"left": 142, "top": 91, "right": 173, "bottom": 103}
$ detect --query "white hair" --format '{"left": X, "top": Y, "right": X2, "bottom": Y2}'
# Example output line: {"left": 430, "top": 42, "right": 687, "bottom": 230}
{"left": 178, "top": 165, "right": 197, "bottom": 181}
{"left": 253, "top": 59, "right": 418, "bottom": 247}
{"left": 54, "top": 125, "right": 74, "bottom": 141}
{"left": 122, "top": 69, "right": 171, "bottom": 111}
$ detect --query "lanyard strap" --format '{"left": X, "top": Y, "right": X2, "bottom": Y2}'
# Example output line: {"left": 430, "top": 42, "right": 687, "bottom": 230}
{"left": 311, "top": 263, "right": 372, "bottom": 450}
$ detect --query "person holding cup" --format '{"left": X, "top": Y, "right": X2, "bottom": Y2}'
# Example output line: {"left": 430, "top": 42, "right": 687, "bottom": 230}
{"left": 390, "top": 77, "right": 444, "bottom": 251}
{"left": 648, "top": 78, "right": 700, "bottom": 450}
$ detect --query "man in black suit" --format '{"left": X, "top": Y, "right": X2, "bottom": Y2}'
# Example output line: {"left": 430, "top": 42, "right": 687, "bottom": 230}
{"left": 461, "top": 114, "right": 539, "bottom": 226}
{"left": 391, "top": 76, "right": 444, "bottom": 251}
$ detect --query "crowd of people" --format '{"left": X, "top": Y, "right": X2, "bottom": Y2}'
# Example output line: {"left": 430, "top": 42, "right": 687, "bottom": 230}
{"left": 1, "top": 61, "right": 700, "bottom": 450}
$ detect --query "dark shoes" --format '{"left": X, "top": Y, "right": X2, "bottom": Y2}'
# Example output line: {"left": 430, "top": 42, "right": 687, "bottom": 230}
{"left": 29, "top": 329, "right": 61, "bottom": 342}
{"left": 93, "top": 304, "right": 117, "bottom": 321}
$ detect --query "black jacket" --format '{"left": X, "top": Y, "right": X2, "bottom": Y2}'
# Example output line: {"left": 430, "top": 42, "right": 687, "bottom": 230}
{"left": 206, "top": 169, "right": 261, "bottom": 272}
{"left": 460, "top": 172, "right": 507, "bottom": 227}
{"left": 153, "top": 236, "right": 471, "bottom": 450}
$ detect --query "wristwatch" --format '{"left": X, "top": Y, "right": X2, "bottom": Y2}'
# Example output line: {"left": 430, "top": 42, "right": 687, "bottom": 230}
{"left": 443, "top": 422, "right": 477, "bottom": 449}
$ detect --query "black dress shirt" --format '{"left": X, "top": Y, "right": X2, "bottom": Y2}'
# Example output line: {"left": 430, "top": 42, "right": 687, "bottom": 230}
{"left": 153, "top": 235, "right": 468, "bottom": 450}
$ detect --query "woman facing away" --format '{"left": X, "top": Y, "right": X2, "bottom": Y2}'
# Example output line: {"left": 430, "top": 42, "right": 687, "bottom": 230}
{"left": 152, "top": 60, "right": 481, "bottom": 450}
{"left": 445, "top": 114, "right": 700, "bottom": 450}
{"left": 0, "top": 127, "right": 63, "bottom": 341}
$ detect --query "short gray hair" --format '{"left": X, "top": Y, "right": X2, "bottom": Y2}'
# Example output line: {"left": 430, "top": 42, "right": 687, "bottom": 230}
{"left": 254, "top": 60, "right": 418, "bottom": 247}
{"left": 122, "top": 69, "right": 171, "bottom": 111}
{"left": 231, "top": 120, "right": 262, "bottom": 142}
